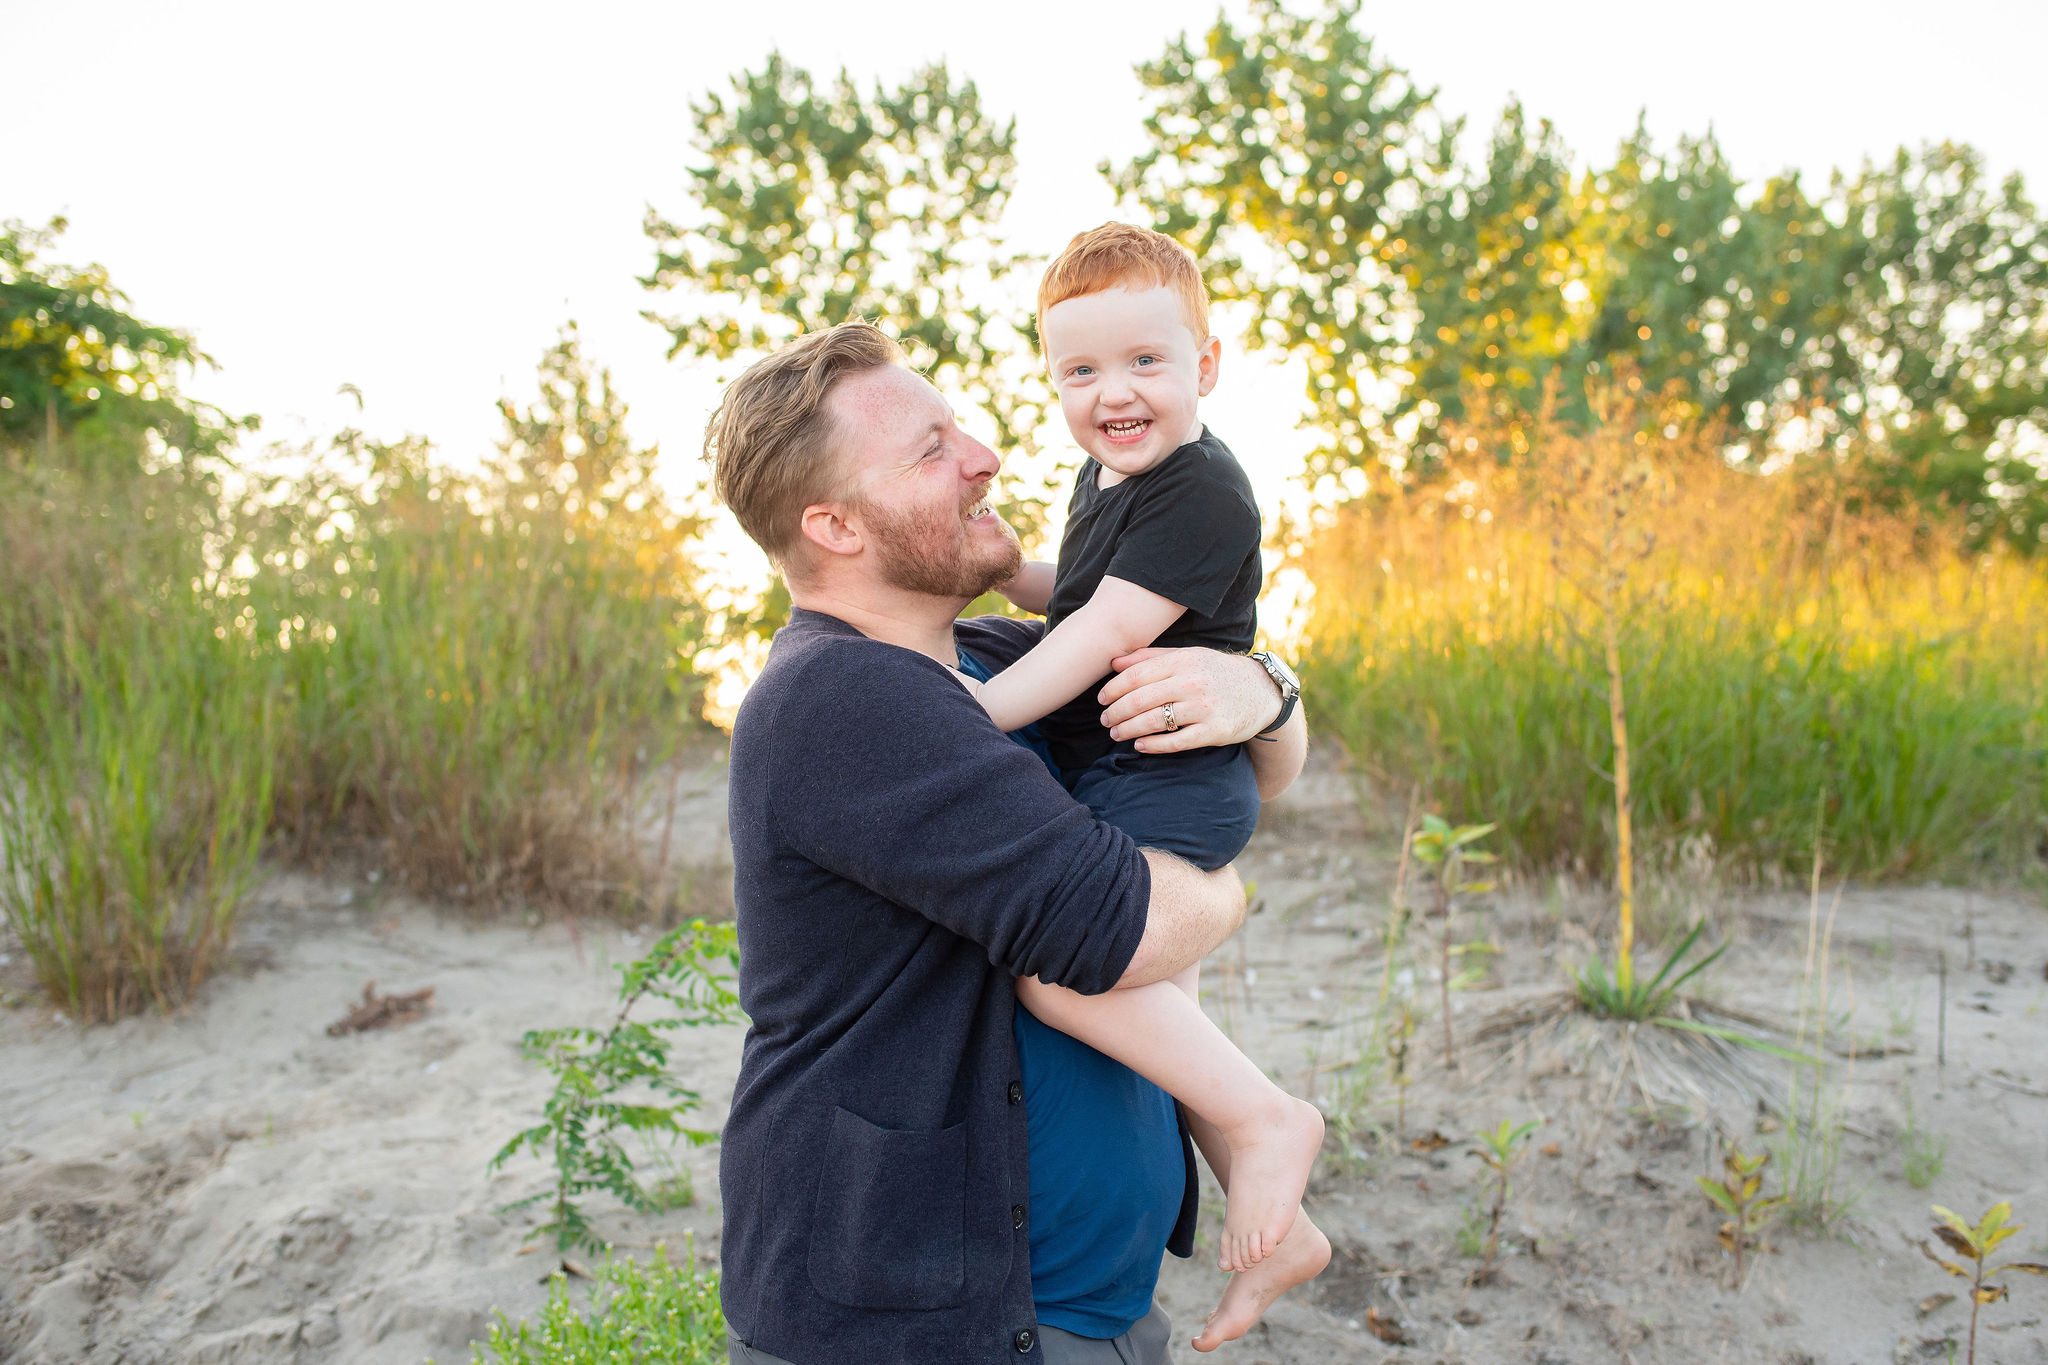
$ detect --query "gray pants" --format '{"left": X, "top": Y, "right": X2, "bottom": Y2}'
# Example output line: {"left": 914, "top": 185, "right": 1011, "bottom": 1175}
{"left": 727, "top": 1302, "right": 1174, "bottom": 1364}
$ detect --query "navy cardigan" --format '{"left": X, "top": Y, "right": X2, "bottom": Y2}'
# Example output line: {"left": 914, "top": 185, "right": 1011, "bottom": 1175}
{"left": 718, "top": 609, "right": 1154, "bottom": 1363}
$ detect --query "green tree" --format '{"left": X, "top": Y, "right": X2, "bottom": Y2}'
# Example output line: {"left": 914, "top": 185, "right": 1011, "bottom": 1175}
{"left": 1113, "top": 2, "right": 2048, "bottom": 548}
{"left": 1108, "top": 0, "right": 1457, "bottom": 478}
{"left": 0, "top": 217, "right": 245, "bottom": 471}
{"left": 1569, "top": 122, "right": 1876, "bottom": 457}
{"left": 1400, "top": 100, "right": 1583, "bottom": 463}
{"left": 643, "top": 53, "right": 1055, "bottom": 528}
{"left": 1833, "top": 144, "right": 2048, "bottom": 546}
{"left": 490, "top": 320, "right": 696, "bottom": 537}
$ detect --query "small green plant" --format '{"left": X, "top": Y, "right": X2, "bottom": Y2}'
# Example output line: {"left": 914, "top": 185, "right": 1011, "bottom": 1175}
{"left": 491, "top": 919, "right": 742, "bottom": 1252}
{"left": 1573, "top": 918, "right": 1726, "bottom": 1022}
{"left": 1466, "top": 1118, "right": 1539, "bottom": 1276}
{"left": 468, "top": 1240, "right": 725, "bottom": 1365}
{"left": 1920, "top": 1202, "right": 2048, "bottom": 1365}
{"left": 1409, "top": 815, "right": 1497, "bottom": 1068}
{"left": 1696, "top": 1139, "right": 1788, "bottom": 1289}
{"left": 1453, "top": 1201, "right": 1490, "bottom": 1260}
{"left": 1388, "top": 1000, "right": 1416, "bottom": 1141}
{"left": 1899, "top": 1090, "right": 1948, "bottom": 1191}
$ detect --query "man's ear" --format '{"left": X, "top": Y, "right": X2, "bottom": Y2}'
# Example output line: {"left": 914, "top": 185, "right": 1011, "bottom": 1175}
{"left": 1195, "top": 335, "right": 1223, "bottom": 397}
{"left": 798, "top": 501, "right": 864, "bottom": 560}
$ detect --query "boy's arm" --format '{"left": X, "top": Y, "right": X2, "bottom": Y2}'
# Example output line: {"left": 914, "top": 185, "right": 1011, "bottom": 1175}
{"left": 976, "top": 575, "right": 1184, "bottom": 733}
{"left": 999, "top": 560, "right": 1057, "bottom": 615}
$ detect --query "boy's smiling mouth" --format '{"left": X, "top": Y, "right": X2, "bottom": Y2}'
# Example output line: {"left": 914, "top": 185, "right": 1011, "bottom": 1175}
{"left": 1101, "top": 418, "right": 1151, "bottom": 441}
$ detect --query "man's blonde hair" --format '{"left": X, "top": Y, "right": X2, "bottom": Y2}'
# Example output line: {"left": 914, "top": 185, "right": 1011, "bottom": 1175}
{"left": 1036, "top": 222, "right": 1211, "bottom": 349}
{"left": 703, "top": 321, "right": 903, "bottom": 565}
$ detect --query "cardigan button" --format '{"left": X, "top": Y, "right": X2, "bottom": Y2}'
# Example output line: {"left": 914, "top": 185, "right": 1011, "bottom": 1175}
{"left": 1013, "top": 1328, "right": 1036, "bottom": 1353}
{"left": 1007, "top": 1080, "right": 1022, "bottom": 1104}
{"left": 1012, "top": 1202, "right": 1026, "bottom": 1229}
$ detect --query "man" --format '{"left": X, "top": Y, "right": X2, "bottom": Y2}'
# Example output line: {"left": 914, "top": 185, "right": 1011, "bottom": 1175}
{"left": 709, "top": 322, "right": 1307, "bottom": 1364}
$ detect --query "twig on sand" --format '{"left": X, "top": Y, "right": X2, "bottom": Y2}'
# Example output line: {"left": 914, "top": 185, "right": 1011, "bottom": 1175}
{"left": 325, "top": 981, "right": 435, "bottom": 1036}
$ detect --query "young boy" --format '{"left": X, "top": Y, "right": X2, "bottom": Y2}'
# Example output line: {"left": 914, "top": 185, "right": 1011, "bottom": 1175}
{"left": 963, "top": 223, "right": 1329, "bottom": 1340}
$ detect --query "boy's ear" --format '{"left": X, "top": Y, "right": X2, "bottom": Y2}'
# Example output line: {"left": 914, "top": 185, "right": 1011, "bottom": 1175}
{"left": 798, "top": 501, "right": 864, "bottom": 560}
{"left": 1195, "top": 334, "right": 1222, "bottom": 397}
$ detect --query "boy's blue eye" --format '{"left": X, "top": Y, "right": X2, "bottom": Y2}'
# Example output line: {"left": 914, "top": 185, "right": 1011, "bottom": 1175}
{"left": 1136, "top": 355, "right": 1157, "bottom": 366}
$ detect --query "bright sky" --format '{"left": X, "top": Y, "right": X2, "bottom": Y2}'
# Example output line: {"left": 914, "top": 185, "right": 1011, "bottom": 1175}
{"left": 13, "top": 0, "right": 2046, "bottom": 533}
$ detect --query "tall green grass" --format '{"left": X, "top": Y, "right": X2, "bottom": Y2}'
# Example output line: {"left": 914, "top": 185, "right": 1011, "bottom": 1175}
{"left": 0, "top": 463, "right": 278, "bottom": 1021}
{"left": 1, "top": 339, "right": 712, "bottom": 1018}
{"left": 1296, "top": 412, "right": 2047, "bottom": 881}
{"left": 256, "top": 434, "right": 707, "bottom": 912}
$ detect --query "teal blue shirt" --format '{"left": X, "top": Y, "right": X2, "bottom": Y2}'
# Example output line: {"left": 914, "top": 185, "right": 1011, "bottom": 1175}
{"left": 957, "top": 634, "right": 1191, "bottom": 1339}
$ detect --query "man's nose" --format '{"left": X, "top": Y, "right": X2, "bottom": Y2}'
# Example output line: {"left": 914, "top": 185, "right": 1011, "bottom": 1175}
{"left": 960, "top": 433, "right": 1000, "bottom": 481}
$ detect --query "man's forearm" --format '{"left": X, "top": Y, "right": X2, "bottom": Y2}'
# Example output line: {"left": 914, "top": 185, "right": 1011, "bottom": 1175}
{"left": 1248, "top": 702, "right": 1307, "bottom": 800}
{"left": 1116, "top": 850, "right": 1245, "bottom": 988}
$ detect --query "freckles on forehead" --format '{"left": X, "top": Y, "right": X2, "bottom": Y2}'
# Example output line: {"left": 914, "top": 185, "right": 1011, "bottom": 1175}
{"left": 826, "top": 365, "right": 948, "bottom": 476}
{"left": 834, "top": 365, "right": 942, "bottom": 429}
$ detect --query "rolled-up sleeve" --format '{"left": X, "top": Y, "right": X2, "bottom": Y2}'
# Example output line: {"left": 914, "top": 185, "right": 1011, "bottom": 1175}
{"left": 766, "top": 641, "right": 1150, "bottom": 995}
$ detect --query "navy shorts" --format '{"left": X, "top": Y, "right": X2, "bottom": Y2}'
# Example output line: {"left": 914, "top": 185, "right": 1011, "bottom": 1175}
{"left": 1064, "top": 742, "right": 1260, "bottom": 873}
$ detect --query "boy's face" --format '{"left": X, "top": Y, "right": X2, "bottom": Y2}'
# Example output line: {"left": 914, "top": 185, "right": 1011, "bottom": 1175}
{"left": 1040, "top": 284, "right": 1220, "bottom": 478}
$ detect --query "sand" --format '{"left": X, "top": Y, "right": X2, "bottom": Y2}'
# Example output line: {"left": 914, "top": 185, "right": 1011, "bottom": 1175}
{"left": 4, "top": 752, "right": 2045, "bottom": 1364}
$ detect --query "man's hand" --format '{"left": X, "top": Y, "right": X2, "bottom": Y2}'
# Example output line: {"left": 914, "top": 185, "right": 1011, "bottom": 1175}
{"left": 1098, "top": 647, "right": 1283, "bottom": 754}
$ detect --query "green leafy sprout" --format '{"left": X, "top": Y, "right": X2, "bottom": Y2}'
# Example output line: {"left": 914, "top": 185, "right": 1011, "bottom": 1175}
{"left": 1696, "top": 1139, "right": 1788, "bottom": 1289}
{"left": 491, "top": 919, "right": 742, "bottom": 1253}
{"left": 1920, "top": 1201, "right": 2048, "bottom": 1365}
{"left": 1467, "top": 1118, "right": 1539, "bottom": 1276}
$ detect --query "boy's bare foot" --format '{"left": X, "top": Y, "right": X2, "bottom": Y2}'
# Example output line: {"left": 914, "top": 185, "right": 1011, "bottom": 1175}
{"left": 1192, "top": 1210, "right": 1332, "bottom": 1352}
{"left": 1218, "top": 1095, "right": 1324, "bottom": 1271}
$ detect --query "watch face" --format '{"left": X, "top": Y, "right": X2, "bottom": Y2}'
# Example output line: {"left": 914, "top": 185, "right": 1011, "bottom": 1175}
{"left": 1255, "top": 651, "right": 1300, "bottom": 696}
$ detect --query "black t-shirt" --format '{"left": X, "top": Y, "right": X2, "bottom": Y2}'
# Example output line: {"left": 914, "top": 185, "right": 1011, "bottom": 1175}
{"left": 1037, "top": 427, "right": 1262, "bottom": 771}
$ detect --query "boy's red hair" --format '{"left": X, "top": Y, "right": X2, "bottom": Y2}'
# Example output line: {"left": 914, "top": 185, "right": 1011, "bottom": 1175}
{"left": 1037, "top": 222, "right": 1211, "bottom": 349}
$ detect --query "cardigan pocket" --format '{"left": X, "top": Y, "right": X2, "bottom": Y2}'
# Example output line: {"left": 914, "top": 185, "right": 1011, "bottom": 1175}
{"left": 807, "top": 1105, "right": 967, "bottom": 1310}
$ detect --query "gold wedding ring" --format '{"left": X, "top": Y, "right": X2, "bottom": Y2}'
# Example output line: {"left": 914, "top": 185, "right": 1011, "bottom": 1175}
{"left": 1161, "top": 702, "right": 1180, "bottom": 732}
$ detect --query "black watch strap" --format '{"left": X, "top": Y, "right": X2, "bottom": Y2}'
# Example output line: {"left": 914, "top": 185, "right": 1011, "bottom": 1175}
{"left": 1256, "top": 688, "right": 1298, "bottom": 738}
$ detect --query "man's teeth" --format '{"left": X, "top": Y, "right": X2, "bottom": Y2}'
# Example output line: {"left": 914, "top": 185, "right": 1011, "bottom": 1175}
{"left": 965, "top": 498, "right": 990, "bottom": 518}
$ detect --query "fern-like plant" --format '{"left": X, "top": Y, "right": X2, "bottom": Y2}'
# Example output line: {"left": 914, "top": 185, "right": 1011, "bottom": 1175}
{"left": 491, "top": 919, "right": 742, "bottom": 1252}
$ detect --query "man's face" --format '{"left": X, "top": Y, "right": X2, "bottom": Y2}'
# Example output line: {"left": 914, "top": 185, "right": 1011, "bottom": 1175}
{"left": 824, "top": 364, "right": 1022, "bottom": 600}
{"left": 1041, "top": 284, "right": 1220, "bottom": 479}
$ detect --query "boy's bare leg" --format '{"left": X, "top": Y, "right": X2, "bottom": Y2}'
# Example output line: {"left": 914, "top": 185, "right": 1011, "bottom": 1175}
{"left": 1017, "top": 967, "right": 1323, "bottom": 1272}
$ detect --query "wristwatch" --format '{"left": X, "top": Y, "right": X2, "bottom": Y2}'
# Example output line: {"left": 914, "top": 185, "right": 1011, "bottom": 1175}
{"left": 1248, "top": 651, "right": 1300, "bottom": 737}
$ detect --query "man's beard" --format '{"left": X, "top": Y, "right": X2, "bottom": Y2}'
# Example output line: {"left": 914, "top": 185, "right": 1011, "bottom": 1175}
{"left": 859, "top": 492, "right": 1022, "bottom": 600}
